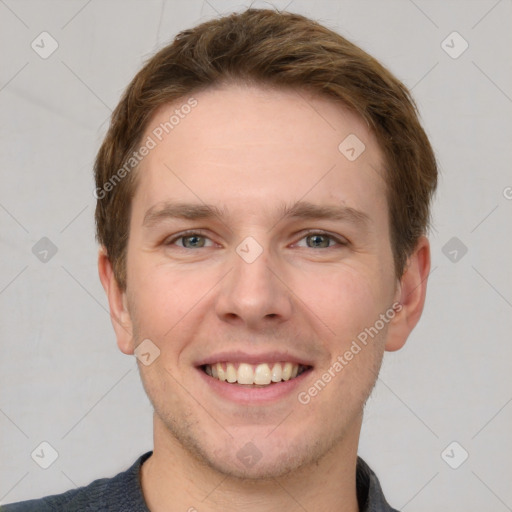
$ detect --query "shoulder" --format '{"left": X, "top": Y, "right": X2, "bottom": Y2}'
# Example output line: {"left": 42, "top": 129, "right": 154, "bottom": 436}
{"left": 356, "top": 456, "right": 401, "bottom": 512}
{"left": 1, "top": 475, "right": 111, "bottom": 512}
{"left": 1, "top": 452, "right": 152, "bottom": 512}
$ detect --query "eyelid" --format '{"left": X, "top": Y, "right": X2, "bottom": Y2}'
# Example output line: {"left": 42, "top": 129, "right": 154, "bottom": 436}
{"left": 164, "top": 229, "right": 215, "bottom": 246}
{"left": 164, "top": 229, "right": 348, "bottom": 248}
{"left": 293, "top": 229, "right": 349, "bottom": 247}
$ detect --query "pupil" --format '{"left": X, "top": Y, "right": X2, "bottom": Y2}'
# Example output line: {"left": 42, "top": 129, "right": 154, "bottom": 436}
{"left": 309, "top": 235, "right": 328, "bottom": 248}
{"left": 186, "top": 236, "right": 203, "bottom": 248}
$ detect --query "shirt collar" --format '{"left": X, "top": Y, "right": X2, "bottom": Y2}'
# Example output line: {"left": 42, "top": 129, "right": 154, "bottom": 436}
{"left": 356, "top": 456, "right": 400, "bottom": 512}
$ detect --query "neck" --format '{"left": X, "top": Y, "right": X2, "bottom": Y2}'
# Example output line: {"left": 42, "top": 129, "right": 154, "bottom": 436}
{"left": 140, "top": 413, "right": 362, "bottom": 512}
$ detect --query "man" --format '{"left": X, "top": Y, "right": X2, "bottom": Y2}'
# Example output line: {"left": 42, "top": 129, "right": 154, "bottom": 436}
{"left": 3, "top": 7, "right": 436, "bottom": 512}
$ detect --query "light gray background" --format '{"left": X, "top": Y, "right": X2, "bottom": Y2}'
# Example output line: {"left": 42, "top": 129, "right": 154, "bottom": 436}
{"left": 1, "top": 0, "right": 511, "bottom": 510}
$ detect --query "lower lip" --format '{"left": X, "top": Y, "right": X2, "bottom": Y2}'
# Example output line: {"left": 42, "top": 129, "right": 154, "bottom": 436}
{"left": 196, "top": 367, "right": 313, "bottom": 404}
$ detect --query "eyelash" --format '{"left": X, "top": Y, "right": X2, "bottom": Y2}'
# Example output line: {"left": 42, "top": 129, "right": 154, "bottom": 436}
{"left": 164, "top": 229, "right": 348, "bottom": 249}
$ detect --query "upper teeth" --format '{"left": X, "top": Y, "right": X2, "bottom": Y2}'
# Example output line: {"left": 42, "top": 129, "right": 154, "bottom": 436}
{"left": 204, "top": 362, "right": 302, "bottom": 385}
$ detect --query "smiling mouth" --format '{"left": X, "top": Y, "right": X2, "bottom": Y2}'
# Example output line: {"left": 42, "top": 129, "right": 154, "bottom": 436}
{"left": 201, "top": 362, "right": 312, "bottom": 387}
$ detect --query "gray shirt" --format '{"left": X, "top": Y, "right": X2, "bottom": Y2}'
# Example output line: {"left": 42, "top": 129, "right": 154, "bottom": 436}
{"left": 2, "top": 451, "right": 400, "bottom": 511}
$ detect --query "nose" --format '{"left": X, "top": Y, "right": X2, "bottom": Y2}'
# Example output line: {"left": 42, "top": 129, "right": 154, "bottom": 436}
{"left": 214, "top": 240, "right": 293, "bottom": 330}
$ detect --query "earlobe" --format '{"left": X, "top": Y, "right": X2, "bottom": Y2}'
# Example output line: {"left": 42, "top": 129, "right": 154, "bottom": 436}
{"left": 385, "top": 236, "right": 431, "bottom": 352}
{"left": 97, "top": 247, "right": 135, "bottom": 355}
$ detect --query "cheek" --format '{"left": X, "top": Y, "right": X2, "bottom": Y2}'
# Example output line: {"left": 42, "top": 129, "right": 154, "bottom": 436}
{"left": 297, "top": 264, "right": 389, "bottom": 340}
{"left": 127, "top": 257, "right": 216, "bottom": 343}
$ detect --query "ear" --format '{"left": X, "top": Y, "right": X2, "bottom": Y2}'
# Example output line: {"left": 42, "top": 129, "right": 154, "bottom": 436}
{"left": 385, "top": 236, "right": 431, "bottom": 352}
{"left": 97, "top": 247, "right": 134, "bottom": 355}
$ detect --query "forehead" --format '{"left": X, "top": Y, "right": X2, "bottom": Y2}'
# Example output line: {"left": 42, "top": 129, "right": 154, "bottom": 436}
{"left": 132, "top": 83, "right": 387, "bottom": 226}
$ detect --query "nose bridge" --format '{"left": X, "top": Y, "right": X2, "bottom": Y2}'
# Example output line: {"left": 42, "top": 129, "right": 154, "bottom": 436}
{"left": 216, "top": 235, "right": 292, "bottom": 326}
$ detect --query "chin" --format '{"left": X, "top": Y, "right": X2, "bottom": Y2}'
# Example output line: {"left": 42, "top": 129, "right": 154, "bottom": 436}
{"left": 205, "top": 442, "right": 316, "bottom": 481}
{"left": 181, "top": 425, "right": 331, "bottom": 481}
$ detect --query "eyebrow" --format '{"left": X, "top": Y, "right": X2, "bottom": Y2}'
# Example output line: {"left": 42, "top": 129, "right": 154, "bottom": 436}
{"left": 143, "top": 202, "right": 228, "bottom": 227}
{"left": 142, "top": 200, "right": 370, "bottom": 228}
{"left": 279, "top": 201, "right": 370, "bottom": 226}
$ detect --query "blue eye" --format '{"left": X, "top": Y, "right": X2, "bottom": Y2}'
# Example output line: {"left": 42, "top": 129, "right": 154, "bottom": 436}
{"left": 178, "top": 235, "right": 206, "bottom": 248}
{"left": 165, "top": 231, "right": 214, "bottom": 249}
{"left": 296, "top": 232, "right": 346, "bottom": 249}
{"left": 305, "top": 234, "right": 334, "bottom": 248}
{"left": 165, "top": 231, "right": 346, "bottom": 250}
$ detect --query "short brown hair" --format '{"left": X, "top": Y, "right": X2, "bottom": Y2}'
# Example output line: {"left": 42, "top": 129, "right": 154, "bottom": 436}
{"left": 94, "top": 8, "right": 437, "bottom": 291}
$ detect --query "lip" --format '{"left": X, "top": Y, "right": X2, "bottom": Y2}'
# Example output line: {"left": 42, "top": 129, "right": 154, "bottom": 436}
{"left": 194, "top": 350, "right": 314, "bottom": 367}
{"left": 197, "top": 365, "right": 314, "bottom": 404}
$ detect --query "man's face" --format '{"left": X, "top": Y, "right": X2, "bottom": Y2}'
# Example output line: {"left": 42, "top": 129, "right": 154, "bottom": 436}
{"left": 120, "top": 84, "right": 401, "bottom": 478}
